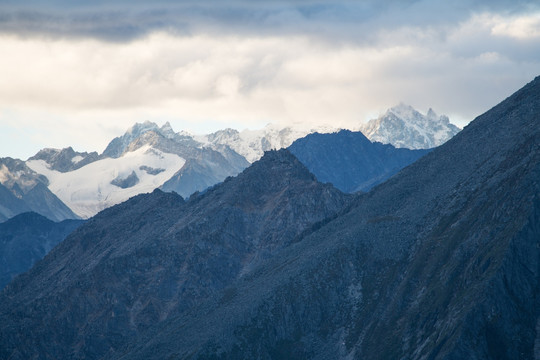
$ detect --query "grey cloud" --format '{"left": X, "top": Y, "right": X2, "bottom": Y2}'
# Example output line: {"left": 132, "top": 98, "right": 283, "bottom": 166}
{"left": 0, "top": 1, "right": 538, "bottom": 42}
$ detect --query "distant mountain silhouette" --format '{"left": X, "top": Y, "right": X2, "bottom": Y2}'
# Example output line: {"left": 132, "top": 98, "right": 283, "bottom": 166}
{"left": 0, "top": 212, "right": 83, "bottom": 289}
{"left": 289, "top": 129, "right": 429, "bottom": 192}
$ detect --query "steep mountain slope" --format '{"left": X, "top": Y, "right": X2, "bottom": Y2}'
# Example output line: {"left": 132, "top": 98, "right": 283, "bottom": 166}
{"left": 0, "top": 158, "right": 80, "bottom": 221}
{"left": 116, "top": 78, "right": 540, "bottom": 359}
{"left": 0, "top": 212, "right": 83, "bottom": 289}
{"left": 0, "top": 182, "right": 29, "bottom": 222}
{"left": 360, "top": 104, "right": 461, "bottom": 149}
{"left": 0, "top": 150, "right": 350, "bottom": 359}
{"left": 289, "top": 130, "right": 429, "bottom": 192}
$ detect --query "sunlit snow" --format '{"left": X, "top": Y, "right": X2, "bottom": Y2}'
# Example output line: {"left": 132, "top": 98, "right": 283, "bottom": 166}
{"left": 27, "top": 145, "right": 185, "bottom": 218}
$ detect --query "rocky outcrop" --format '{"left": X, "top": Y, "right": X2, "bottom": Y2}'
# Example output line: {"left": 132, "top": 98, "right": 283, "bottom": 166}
{"left": 29, "top": 147, "right": 99, "bottom": 172}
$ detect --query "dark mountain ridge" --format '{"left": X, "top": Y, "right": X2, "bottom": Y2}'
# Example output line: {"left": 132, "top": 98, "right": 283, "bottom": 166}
{"left": 288, "top": 129, "right": 430, "bottom": 192}
{"left": 116, "top": 77, "right": 540, "bottom": 359}
{"left": 0, "top": 149, "right": 350, "bottom": 359}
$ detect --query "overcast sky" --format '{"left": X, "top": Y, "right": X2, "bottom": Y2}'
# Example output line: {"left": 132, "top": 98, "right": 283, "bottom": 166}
{"left": 1, "top": 0, "right": 539, "bottom": 159}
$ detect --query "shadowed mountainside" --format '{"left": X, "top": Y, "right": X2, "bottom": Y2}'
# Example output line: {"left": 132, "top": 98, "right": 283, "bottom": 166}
{"left": 0, "top": 212, "right": 83, "bottom": 289}
{"left": 289, "top": 129, "right": 430, "bottom": 192}
{"left": 118, "top": 77, "right": 540, "bottom": 359}
{"left": 0, "top": 150, "right": 350, "bottom": 359}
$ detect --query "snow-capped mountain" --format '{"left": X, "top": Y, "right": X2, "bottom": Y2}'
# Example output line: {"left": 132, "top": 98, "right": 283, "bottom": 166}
{"left": 359, "top": 104, "right": 461, "bottom": 149}
{"left": 199, "top": 123, "right": 336, "bottom": 163}
{"left": 25, "top": 121, "right": 249, "bottom": 218}
{"left": 27, "top": 145, "right": 186, "bottom": 218}
{"left": 2, "top": 106, "right": 461, "bottom": 221}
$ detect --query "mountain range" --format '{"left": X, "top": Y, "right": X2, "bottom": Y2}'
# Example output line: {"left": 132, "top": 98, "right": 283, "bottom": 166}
{"left": 0, "top": 76, "right": 537, "bottom": 359}
{"left": 1, "top": 104, "right": 458, "bottom": 221}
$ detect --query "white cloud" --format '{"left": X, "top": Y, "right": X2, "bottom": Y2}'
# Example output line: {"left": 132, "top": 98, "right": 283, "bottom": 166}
{"left": 491, "top": 13, "right": 540, "bottom": 39}
{"left": 0, "top": 9, "right": 539, "bottom": 159}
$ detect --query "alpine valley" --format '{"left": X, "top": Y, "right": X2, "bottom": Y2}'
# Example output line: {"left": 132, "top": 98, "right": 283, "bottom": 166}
{"left": 0, "top": 75, "right": 538, "bottom": 360}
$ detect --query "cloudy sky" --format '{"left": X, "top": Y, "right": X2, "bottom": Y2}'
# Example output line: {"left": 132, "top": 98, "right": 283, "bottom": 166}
{"left": 1, "top": 0, "right": 539, "bottom": 159}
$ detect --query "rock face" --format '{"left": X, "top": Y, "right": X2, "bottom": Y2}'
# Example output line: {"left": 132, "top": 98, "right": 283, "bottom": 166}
{"left": 0, "top": 182, "right": 29, "bottom": 222}
{"left": 0, "top": 158, "right": 80, "bottom": 222}
{"left": 0, "top": 212, "right": 83, "bottom": 289}
{"left": 0, "top": 149, "right": 350, "bottom": 359}
{"left": 28, "top": 147, "right": 99, "bottom": 172}
{"left": 289, "top": 130, "right": 430, "bottom": 192}
{"left": 360, "top": 104, "right": 461, "bottom": 149}
{"left": 115, "top": 78, "right": 538, "bottom": 359}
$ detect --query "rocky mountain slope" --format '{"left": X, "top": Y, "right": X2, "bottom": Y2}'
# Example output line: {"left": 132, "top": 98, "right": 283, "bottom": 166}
{"left": 0, "top": 212, "right": 83, "bottom": 289}
{"left": 0, "top": 150, "right": 350, "bottom": 359}
{"left": 0, "top": 157, "right": 80, "bottom": 222}
{"left": 359, "top": 104, "right": 461, "bottom": 149}
{"left": 115, "top": 77, "right": 538, "bottom": 359}
{"left": 289, "top": 129, "right": 430, "bottom": 192}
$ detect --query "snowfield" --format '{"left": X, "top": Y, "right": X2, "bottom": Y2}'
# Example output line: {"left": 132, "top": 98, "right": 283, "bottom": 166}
{"left": 27, "top": 146, "right": 185, "bottom": 218}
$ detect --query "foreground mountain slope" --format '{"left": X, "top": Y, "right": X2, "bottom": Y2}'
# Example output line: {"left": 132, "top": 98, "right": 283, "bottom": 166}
{"left": 119, "top": 78, "right": 540, "bottom": 359}
{"left": 0, "top": 150, "right": 350, "bottom": 359}
{"left": 289, "top": 130, "right": 430, "bottom": 192}
{"left": 0, "top": 212, "right": 83, "bottom": 289}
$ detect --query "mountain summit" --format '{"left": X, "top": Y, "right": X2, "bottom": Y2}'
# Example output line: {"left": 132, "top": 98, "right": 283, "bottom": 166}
{"left": 360, "top": 103, "right": 461, "bottom": 149}
{"left": 0, "top": 149, "right": 349, "bottom": 359}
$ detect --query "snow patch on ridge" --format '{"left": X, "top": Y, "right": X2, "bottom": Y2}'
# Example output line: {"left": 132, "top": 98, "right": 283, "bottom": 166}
{"left": 27, "top": 145, "right": 185, "bottom": 218}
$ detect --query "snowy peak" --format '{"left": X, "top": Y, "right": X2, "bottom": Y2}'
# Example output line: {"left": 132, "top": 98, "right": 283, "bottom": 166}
{"left": 103, "top": 121, "right": 162, "bottom": 158}
{"left": 202, "top": 123, "right": 334, "bottom": 163}
{"left": 360, "top": 104, "right": 461, "bottom": 149}
{"left": 103, "top": 121, "right": 201, "bottom": 159}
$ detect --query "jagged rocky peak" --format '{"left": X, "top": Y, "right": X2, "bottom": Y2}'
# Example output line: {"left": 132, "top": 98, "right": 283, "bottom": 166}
{"left": 103, "top": 121, "right": 200, "bottom": 158}
{"left": 206, "top": 128, "right": 240, "bottom": 143}
{"left": 103, "top": 121, "right": 162, "bottom": 158}
{"left": 360, "top": 103, "right": 461, "bottom": 149}
{"left": 28, "top": 147, "right": 99, "bottom": 172}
